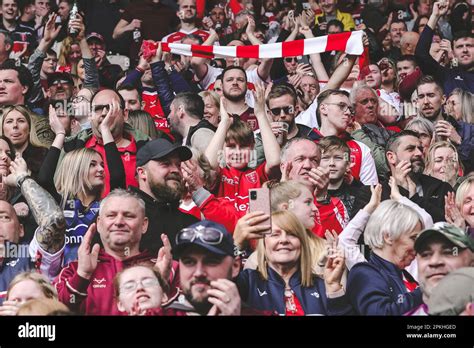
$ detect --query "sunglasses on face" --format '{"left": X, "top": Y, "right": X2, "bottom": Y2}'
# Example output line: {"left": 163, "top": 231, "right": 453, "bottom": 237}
{"left": 176, "top": 226, "right": 224, "bottom": 246}
{"left": 284, "top": 56, "right": 301, "bottom": 63}
{"left": 270, "top": 105, "right": 294, "bottom": 116}
{"left": 51, "top": 79, "right": 70, "bottom": 86}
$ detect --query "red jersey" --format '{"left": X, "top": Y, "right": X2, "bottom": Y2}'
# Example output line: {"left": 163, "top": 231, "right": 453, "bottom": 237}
{"left": 85, "top": 135, "right": 138, "bottom": 196}
{"left": 238, "top": 107, "right": 259, "bottom": 132}
{"left": 312, "top": 197, "right": 349, "bottom": 238}
{"left": 141, "top": 90, "right": 172, "bottom": 137}
{"left": 217, "top": 163, "right": 268, "bottom": 213}
{"left": 161, "top": 28, "right": 210, "bottom": 43}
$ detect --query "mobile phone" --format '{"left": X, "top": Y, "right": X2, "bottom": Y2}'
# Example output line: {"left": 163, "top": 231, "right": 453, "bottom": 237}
{"left": 248, "top": 188, "right": 272, "bottom": 234}
{"left": 302, "top": 2, "right": 311, "bottom": 10}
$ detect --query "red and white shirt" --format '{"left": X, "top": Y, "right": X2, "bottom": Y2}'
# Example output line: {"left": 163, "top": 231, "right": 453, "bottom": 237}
{"left": 161, "top": 28, "right": 211, "bottom": 44}
{"left": 141, "top": 90, "right": 172, "bottom": 137}
{"left": 217, "top": 163, "right": 269, "bottom": 213}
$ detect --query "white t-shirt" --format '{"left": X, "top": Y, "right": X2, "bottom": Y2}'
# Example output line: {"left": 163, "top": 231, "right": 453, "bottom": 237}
{"left": 29, "top": 229, "right": 65, "bottom": 282}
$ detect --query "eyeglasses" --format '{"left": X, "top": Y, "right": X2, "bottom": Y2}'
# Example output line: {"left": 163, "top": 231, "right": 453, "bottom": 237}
{"left": 51, "top": 79, "right": 70, "bottom": 86}
{"left": 270, "top": 105, "right": 294, "bottom": 116}
{"left": 284, "top": 56, "right": 301, "bottom": 63}
{"left": 323, "top": 103, "right": 355, "bottom": 114}
{"left": 93, "top": 104, "right": 115, "bottom": 114}
{"left": 72, "top": 96, "right": 90, "bottom": 104}
{"left": 120, "top": 277, "right": 160, "bottom": 294}
{"left": 176, "top": 226, "right": 224, "bottom": 246}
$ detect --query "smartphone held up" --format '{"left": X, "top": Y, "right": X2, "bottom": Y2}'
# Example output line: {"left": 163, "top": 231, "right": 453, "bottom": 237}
{"left": 248, "top": 188, "right": 272, "bottom": 234}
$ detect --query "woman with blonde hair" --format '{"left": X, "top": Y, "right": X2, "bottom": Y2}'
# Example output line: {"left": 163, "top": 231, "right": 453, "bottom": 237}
{"left": 446, "top": 88, "right": 473, "bottom": 124}
{"left": 0, "top": 105, "right": 49, "bottom": 179}
{"left": 445, "top": 174, "right": 474, "bottom": 230}
{"left": 198, "top": 90, "right": 220, "bottom": 127}
{"left": 424, "top": 141, "right": 462, "bottom": 188}
{"left": 127, "top": 110, "right": 159, "bottom": 140}
{"left": 0, "top": 272, "right": 58, "bottom": 316}
{"left": 37, "top": 105, "right": 125, "bottom": 266}
{"left": 57, "top": 36, "right": 82, "bottom": 75}
{"left": 236, "top": 210, "right": 350, "bottom": 315}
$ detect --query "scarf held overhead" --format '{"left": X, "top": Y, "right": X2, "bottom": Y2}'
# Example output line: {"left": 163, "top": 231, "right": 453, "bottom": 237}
{"left": 159, "top": 31, "right": 365, "bottom": 59}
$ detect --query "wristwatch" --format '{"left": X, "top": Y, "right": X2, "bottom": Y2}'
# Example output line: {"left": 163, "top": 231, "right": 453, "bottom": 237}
{"left": 16, "top": 174, "right": 32, "bottom": 188}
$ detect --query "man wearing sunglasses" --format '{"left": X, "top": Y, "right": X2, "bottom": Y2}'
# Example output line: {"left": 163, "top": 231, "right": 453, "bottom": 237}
{"left": 166, "top": 220, "right": 271, "bottom": 315}
{"left": 253, "top": 83, "right": 319, "bottom": 166}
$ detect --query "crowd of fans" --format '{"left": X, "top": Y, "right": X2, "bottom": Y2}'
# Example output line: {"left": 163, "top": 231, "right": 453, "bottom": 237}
{"left": 0, "top": 0, "right": 473, "bottom": 316}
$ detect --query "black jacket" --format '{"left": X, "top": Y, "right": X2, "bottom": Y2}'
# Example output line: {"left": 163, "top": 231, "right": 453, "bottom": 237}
{"left": 381, "top": 174, "right": 453, "bottom": 223}
{"left": 328, "top": 181, "right": 372, "bottom": 220}
{"left": 129, "top": 187, "right": 199, "bottom": 255}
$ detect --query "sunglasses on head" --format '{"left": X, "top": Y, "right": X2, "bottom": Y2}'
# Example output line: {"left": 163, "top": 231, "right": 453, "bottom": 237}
{"left": 270, "top": 105, "right": 294, "bottom": 116}
{"left": 176, "top": 226, "right": 224, "bottom": 246}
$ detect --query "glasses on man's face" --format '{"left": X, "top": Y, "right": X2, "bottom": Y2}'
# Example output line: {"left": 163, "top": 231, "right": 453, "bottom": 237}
{"left": 176, "top": 226, "right": 224, "bottom": 246}
{"left": 120, "top": 277, "right": 160, "bottom": 294}
{"left": 72, "top": 96, "right": 90, "bottom": 104}
{"left": 51, "top": 79, "right": 70, "bottom": 86}
{"left": 270, "top": 105, "right": 294, "bottom": 116}
{"left": 324, "top": 103, "right": 355, "bottom": 114}
{"left": 284, "top": 56, "right": 301, "bottom": 63}
{"left": 93, "top": 104, "right": 111, "bottom": 115}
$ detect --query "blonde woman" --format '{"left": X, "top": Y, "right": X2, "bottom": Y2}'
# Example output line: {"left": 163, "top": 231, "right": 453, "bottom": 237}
{"left": 37, "top": 105, "right": 125, "bottom": 266}
{"left": 198, "top": 90, "right": 220, "bottom": 127}
{"left": 424, "top": 141, "right": 461, "bottom": 188}
{"left": 127, "top": 110, "right": 159, "bottom": 140}
{"left": 0, "top": 106, "right": 49, "bottom": 179}
{"left": 445, "top": 174, "right": 474, "bottom": 229}
{"left": 234, "top": 180, "right": 326, "bottom": 273}
{"left": 236, "top": 211, "right": 350, "bottom": 316}
{"left": 0, "top": 272, "right": 58, "bottom": 316}
{"left": 57, "top": 37, "right": 81, "bottom": 75}
{"left": 446, "top": 88, "right": 473, "bottom": 124}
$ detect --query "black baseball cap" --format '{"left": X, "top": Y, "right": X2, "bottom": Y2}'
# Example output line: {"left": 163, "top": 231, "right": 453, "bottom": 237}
{"left": 173, "top": 220, "right": 235, "bottom": 258}
{"left": 136, "top": 138, "right": 192, "bottom": 167}
{"left": 47, "top": 72, "right": 74, "bottom": 88}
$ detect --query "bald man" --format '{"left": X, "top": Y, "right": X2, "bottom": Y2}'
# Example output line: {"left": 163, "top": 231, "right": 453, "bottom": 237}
{"left": 401, "top": 31, "right": 420, "bottom": 55}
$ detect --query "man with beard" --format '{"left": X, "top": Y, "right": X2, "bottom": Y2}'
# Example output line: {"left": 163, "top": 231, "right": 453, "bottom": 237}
{"left": 405, "top": 222, "right": 474, "bottom": 315}
{"left": 415, "top": 1, "right": 474, "bottom": 94}
{"left": 46, "top": 72, "right": 73, "bottom": 101}
{"left": 64, "top": 89, "right": 150, "bottom": 195}
{"left": 415, "top": 76, "right": 474, "bottom": 170}
{"left": 131, "top": 138, "right": 199, "bottom": 254}
{"left": 166, "top": 220, "right": 271, "bottom": 315}
{"left": 167, "top": 92, "right": 216, "bottom": 154}
{"left": 253, "top": 83, "right": 318, "bottom": 166}
{"left": 161, "top": 0, "right": 210, "bottom": 44}
{"left": 382, "top": 130, "right": 453, "bottom": 222}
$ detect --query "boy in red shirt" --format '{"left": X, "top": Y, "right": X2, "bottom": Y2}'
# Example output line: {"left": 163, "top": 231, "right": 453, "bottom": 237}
{"left": 205, "top": 85, "right": 280, "bottom": 213}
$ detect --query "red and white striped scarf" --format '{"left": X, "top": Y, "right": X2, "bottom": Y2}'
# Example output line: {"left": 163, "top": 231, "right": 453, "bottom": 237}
{"left": 161, "top": 31, "right": 364, "bottom": 59}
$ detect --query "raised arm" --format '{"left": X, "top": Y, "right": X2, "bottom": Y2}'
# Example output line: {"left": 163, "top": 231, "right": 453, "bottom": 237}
{"left": 150, "top": 43, "right": 175, "bottom": 117}
{"left": 204, "top": 97, "right": 232, "bottom": 169}
{"left": 6, "top": 156, "right": 65, "bottom": 255}
{"left": 71, "top": 14, "right": 99, "bottom": 89}
{"left": 253, "top": 85, "right": 280, "bottom": 177}
{"left": 246, "top": 16, "right": 273, "bottom": 82}
{"left": 323, "top": 54, "right": 357, "bottom": 91}
{"left": 113, "top": 18, "right": 141, "bottom": 40}
{"left": 28, "top": 13, "right": 62, "bottom": 106}
{"left": 190, "top": 30, "right": 219, "bottom": 80}
{"left": 299, "top": 26, "right": 329, "bottom": 82}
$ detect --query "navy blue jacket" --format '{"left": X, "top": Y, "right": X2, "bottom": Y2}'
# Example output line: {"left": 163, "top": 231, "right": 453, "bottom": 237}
{"left": 347, "top": 252, "right": 423, "bottom": 315}
{"left": 415, "top": 26, "right": 474, "bottom": 94}
{"left": 236, "top": 267, "right": 353, "bottom": 315}
{"left": 0, "top": 243, "right": 33, "bottom": 304}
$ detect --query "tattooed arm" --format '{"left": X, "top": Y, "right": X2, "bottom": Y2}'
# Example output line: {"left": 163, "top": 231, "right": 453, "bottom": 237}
{"left": 6, "top": 156, "right": 66, "bottom": 254}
